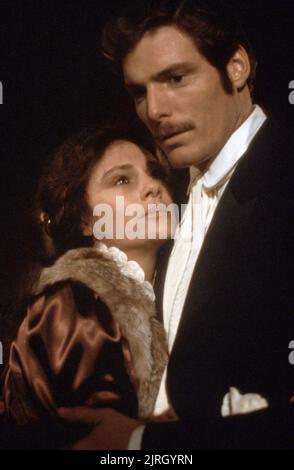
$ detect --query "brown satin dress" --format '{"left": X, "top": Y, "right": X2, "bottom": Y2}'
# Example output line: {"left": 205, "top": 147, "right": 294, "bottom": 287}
{"left": 3, "top": 281, "right": 138, "bottom": 427}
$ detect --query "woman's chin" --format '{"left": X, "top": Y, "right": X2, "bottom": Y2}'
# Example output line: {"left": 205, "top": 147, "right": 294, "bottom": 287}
{"left": 97, "top": 236, "right": 170, "bottom": 253}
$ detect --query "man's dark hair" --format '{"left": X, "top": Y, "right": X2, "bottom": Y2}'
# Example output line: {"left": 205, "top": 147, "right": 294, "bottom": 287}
{"left": 102, "top": 0, "right": 257, "bottom": 93}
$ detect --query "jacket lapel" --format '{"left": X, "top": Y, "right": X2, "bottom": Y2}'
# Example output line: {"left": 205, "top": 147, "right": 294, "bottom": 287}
{"left": 154, "top": 239, "right": 174, "bottom": 323}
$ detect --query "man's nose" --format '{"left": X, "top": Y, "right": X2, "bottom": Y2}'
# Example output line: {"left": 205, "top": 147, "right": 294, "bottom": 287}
{"left": 146, "top": 84, "right": 171, "bottom": 122}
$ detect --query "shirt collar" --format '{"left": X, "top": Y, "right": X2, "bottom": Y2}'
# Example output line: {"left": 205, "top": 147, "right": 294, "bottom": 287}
{"left": 189, "top": 105, "right": 267, "bottom": 192}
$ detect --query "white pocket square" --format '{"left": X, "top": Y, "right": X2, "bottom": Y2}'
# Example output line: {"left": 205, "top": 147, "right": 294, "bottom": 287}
{"left": 221, "top": 387, "right": 269, "bottom": 417}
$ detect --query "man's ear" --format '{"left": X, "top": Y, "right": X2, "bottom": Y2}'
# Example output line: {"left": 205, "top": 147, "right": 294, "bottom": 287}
{"left": 226, "top": 45, "right": 251, "bottom": 90}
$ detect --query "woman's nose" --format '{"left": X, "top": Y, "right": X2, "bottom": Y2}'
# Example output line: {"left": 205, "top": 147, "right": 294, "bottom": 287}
{"left": 140, "top": 178, "right": 161, "bottom": 201}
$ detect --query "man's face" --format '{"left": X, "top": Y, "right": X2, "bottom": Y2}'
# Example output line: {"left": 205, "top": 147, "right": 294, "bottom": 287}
{"left": 123, "top": 25, "right": 244, "bottom": 169}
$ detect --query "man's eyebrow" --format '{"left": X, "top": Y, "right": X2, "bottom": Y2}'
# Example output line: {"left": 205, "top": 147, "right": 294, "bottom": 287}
{"left": 125, "top": 62, "right": 195, "bottom": 89}
{"left": 103, "top": 164, "right": 134, "bottom": 179}
{"left": 125, "top": 82, "right": 145, "bottom": 95}
{"left": 155, "top": 62, "right": 195, "bottom": 80}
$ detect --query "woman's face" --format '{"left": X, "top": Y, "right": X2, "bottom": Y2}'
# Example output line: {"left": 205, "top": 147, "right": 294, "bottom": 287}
{"left": 85, "top": 140, "right": 174, "bottom": 252}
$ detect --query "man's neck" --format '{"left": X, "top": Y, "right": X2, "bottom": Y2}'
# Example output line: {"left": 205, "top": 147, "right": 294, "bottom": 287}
{"left": 197, "top": 101, "right": 254, "bottom": 174}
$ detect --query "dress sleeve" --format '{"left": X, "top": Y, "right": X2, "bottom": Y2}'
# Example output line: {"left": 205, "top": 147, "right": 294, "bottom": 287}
{"left": 3, "top": 282, "right": 138, "bottom": 426}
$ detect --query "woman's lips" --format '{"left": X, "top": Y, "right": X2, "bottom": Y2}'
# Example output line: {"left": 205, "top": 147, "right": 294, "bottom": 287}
{"left": 142, "top": 206, "right": 170, "bottom": 218}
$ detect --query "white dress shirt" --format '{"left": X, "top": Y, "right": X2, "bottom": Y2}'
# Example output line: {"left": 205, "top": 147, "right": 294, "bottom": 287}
{"left": 128, "top": 105, "right": 267, "bottom": 448}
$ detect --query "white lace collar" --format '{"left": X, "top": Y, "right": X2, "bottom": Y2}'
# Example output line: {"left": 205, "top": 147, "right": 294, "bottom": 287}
{"left": 95, "top": 243, "right": 155, "bottom": 301}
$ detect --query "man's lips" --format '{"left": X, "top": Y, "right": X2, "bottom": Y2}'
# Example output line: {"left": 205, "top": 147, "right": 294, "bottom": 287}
{"left": 157, "top": 128, "right": 191, "bottom": 144}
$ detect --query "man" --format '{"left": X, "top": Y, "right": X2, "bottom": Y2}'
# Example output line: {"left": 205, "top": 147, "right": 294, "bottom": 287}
{"left": 61, "top": 0, "right": 294, "bottom": 449}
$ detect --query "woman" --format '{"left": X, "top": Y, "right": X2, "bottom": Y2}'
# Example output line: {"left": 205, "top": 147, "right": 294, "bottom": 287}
{"left": 2, "top": 127, "right": 174, "bottom": 447}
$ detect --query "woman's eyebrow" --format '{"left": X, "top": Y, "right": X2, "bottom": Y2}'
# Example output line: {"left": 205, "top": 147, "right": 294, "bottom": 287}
{"left": 103, "top": 164, "right": 134, "bottom": 179}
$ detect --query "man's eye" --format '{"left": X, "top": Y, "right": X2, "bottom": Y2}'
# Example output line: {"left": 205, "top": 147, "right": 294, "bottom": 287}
{"left": 168, "top": 75, "right": 186, "bottom": 85}
{"left": 114, "top": 176, "right": 129, "bottom": 186}
{"left": 133, "top": 92, "right": 146, "bottom": 104}
{"left": 128, "top": 87, "right": 145, "bottom": 102}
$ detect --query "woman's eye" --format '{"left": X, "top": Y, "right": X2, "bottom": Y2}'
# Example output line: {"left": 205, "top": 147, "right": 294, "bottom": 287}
{"left": 114, "top": 176, "right": 129, "bottom": 186}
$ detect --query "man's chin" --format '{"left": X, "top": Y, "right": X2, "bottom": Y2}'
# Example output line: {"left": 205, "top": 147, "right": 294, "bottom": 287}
{"left": 163, "top": 145, "right": 194, "bottom": 169}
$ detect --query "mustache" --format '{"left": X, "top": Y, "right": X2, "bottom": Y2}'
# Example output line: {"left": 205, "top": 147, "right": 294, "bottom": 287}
{"left": 153, "top": 122, "right": 194, "bottom": 141}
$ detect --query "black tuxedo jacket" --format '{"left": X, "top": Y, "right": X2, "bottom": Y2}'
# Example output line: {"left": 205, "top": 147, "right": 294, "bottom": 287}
{"left": 144, "top": 119, "right": 294, "bottom": 449}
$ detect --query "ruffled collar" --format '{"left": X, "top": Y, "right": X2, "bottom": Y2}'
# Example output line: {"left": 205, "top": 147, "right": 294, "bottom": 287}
{"left": 94, "top": 243, "right": 155, "bottom": 301}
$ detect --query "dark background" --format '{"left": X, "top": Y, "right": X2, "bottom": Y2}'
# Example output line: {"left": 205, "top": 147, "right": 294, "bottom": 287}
{"left": 0, "top": 0, "right": 294, "bottom": 337}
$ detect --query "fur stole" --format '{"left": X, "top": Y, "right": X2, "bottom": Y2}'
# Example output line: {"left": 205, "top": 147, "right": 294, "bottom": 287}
{"left": 32, "top": 244, "right": 168, "bottom": 419}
